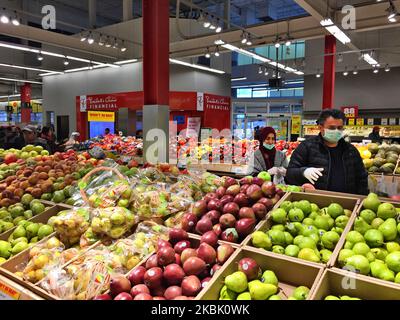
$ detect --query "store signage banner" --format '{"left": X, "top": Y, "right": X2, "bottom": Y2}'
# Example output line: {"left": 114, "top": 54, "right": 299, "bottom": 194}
{"left": 291, "top": 115, "right": 302, "bottom": 135}
{"left": 80, "top": 95, "right": 87, "bottom": 112}
{"left": 341, "top": 106, "right": 358, "bottom": 118}
{"left": 203, "top": 94, "right": 231, "bottom": 131}
{"left": 88, "top": 111, "right": 115, "bottom": 122}
{"left": 197, "top": 92, "right": 204, "bottom": 111}
{"left": 187, "top": 117, "right": 201, "bottom": 137}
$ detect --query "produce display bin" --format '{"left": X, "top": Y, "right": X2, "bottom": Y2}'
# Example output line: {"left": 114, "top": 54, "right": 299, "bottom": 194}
{"left": 197, "top": 247, "right": 324, "bottom": 300}
{"left": 0, "top": 274, "right": 43, "bottom": 300}
{"left": 311, "top": 268, "right": 400, "bottom": 300}
{"left": 305, "top": 189, "right": 400, "bottom": 204}
{"left": 242, "top": 192, "right": 360, "bottom": 267}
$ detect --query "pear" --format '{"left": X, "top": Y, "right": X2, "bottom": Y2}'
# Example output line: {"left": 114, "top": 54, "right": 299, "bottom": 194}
{"left": 377, "top": 203, "right": 397, "bottom": 220}
{"left": 335, "top": 216, "right": 349, "bottom": 229}
{"left": 301, "top": 225, "right": 319, "bottom": 237}
{"left": 284, "top": 232, "right": 294, "bottom": 245}
{"left": 364, "top": 229, "right": 384, "bottom": 248}
{"left": 341, "top": 295, "right": 361, "bottom": 300}
{"left": 344, "top": 241, "right": 354, "bottom": 250}
{"left": 308, "top": 232, "right": 320, "bottom": 244}
{"left": 225, "top": 271, "right": 248, "bottom": 293}
{"left": 269, "top": 294, "right": 282, "bottom": 300}
{"left": 219, "top": 285, "right": 238, "bottom": 300}
{"left": 298, "top": 248, "right": 320, "bottom": 263}
{"left": 313, "top": 216, "right": 330, "bottom": 231}
{"left": 308, "top": 212, "right": 318, "bottom": 220}
{"left": 320, "top": 249, "right": 332, "bottom": 263}
{"left": 298, "top": 237, "right": 317, "bottom": 249}
{"left": 237, "top": 292, "right": 252, "bottom": 300}
{"left": 370, "top": 248, "right": 388, "bottom": 261}
{"left": 311, "top": 203, "right": 320, "bottom": 213}
{"left": 321, "top": 231, "right": 340, "bottom": 250}
{"left": 251, "top": 231, "right": 272, "bottom": 250}
{"left": 338, "top": 249, "right": 355, "bottom": 266}
{"left": 346, "top": 231, "right": 365, "bottom": 244}
{"left": 248, "top": 280, "right": 277, "bottom": 300}
{"left": 272, "top": 245, "right": 285, "bottom": 254}
{"left": 271, "top": 209, "right": 287, "bottom": 224}
{"left": 344, "top": 255, "right": 370, "bottom": 275}
{"left": 371, "top": 218, "right": 385, "bottom": 229}
{"left": 395, "top": 272, "right": 400, "bottom": 284}
{"left": 302, "top": 218, "right": 314, "bottom": 226}
{"left": 370, "top": 260, "right": 387, "bottom": 278}
{"left": 354, "top": 217, "right": 372, "bottom": 235}
{"left": 292, "top": 286, "right": 310, "bottom": 300}
{"left": 378, "top": 218, "right": 397, "bottom": 241}
{"left": 285, "top": 244, "right": 300, "bottom": 257}
{"left": 288, "top": 208, "right": 305, "bottom": 222}
{"left": 362, "top": 194, "right": 381, "bottom": 212}
{"left": 325, "top": 295, "right": 340, "bottom": 300}
{"left": 386, "top": 242, "right": 400, "bottom": 253}
{"left": 261, "top": 270, "right": 278, "bottom": 286}
{"left": 360, "top": 209, "right": 376, "bottom": 224}
{"left": 378, "top": 268, "right": 395, "bottom": 282}
{"left": 271, "top": 225, "right": 285, "bottom": 232}
{"left": 352, "top": 243, "right": 370, "bottom": 256}
{"left": 268, "top": 230, "right": 286, "bottom": 246}
{"left": 385, "top": 251, "right": 400, "bottom": 273}
{"left": 366, "top": 251, "right": 376, "bottom": 262}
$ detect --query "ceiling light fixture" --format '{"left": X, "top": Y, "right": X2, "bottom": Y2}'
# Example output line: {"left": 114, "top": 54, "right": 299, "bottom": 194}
{"left": 320, "top": 18, "right": 351, "bottom": 44}
{"left": 87, "top": 32, "right": 95, "bottom": 45}
{"left": 1, "top": 8, "right": 9, "bottom": 24}
{"left": 215, "top": 20, "right": 222, "bottom": 33}
{"left": 387, "top": 0, "right": 398, "bottom": 20}
{"left": 80, "top": 31, "right": 88, "bottom": 42}
{"left": 316, "top": 69, "right": 321, "bottom": 78}
{"left": 343, "top": 67, "right": 349, "bottom": 76}
{"left": 98, "top": 34, "right": 105, "bottom": 46}
{"left": 373, "top": 66, "right": 379, "bottom": 73}
{"left": 37, "top": 52, "right": 44, "bottom": 61}
{"left": 363, "top": 53, "right": 378, "bottom": 65}
{"left": 264, "top": 69, "right": 269, "bottom": 76}
{"left": 203, "top": 14, "right": 211, "bottom": 28}
{"left": 11, "top": 11, "right": 19, "bottom": 26}
{"left": 241, "top": 32, "right": 248, "bottom": 44}
{"left": 63, "top": 58, "right": 70, "bottom": 66}
{"left": 205, "top": 48, "right": 211, "bottom": 59}
{"left": 385, "top": 64, "right": 390, "bottom": 72}
{"left": 105, "top": 36, "right": 112, "bottom": 48}
{"left": 169, "top": 58, "right": 225, "bottom": 74}
{"left": 214, "top": 46, "right": 220, "bottom": 57}
{"left": 258, "top": 66, "right": 263, "bottom": 74}
{"left": 353, "top": 66, "right": 358, "bottom": 75}
{"left": 0, "top": 62, "right": 62, "bottom": 74}
{"left": 112, "top": 38, "right": 119, "bottom": 49}
{"left": 0, "top": 77, "right": 42, "bottom": 85}
{"left": 231, "top": 77, "right": 247, "bottom": 81}
{"left": 338, "top": 53, "right": 343, "bottom": 63}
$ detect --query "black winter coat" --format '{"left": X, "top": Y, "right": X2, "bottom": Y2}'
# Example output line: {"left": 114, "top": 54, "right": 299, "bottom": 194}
{"left": 286, "top": 134, "right": 369, "bottom": 195}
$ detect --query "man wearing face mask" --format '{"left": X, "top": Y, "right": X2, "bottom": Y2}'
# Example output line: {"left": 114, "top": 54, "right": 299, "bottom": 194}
{"left": 286, "top": 109, "right": 368, "bottom": 195}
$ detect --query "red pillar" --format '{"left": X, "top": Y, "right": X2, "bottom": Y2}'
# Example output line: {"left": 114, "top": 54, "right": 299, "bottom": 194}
{"left": 322, "top": 35, "right": 336, "bottom": 109}
{"left": 21, "top": 83, "right": 32, "bottom": 123}
{"left": 143, "top": 0, "right": 170, "bottom": 105}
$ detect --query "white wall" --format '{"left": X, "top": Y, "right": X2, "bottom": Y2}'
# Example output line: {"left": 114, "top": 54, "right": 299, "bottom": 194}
{"left": 303, "top": 66, "right": 400, "bottom": 113}
{"left": 43, "top": 62, "right": 230, "bottom": 133}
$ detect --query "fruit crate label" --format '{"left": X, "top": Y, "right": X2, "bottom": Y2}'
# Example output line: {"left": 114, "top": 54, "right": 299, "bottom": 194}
{"left": 0, "top": 282, "right": 20, "bottom": 300}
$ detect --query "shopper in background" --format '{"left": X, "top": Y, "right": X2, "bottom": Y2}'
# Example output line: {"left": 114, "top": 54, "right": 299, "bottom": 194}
{"left": 249, "top": 127, "right": 288, "bottom": 178}
{"left": 22, "top": 125, "right": 50, "bottom": 151}
{"left": 104, "top": 128, "right": 110, "bottom": 136}
{"left": 368, "top": 126, "right": 382, "bottom": 143}
{"left": 40, "top": 126, "right": 56, "bottom": 153}
{"left": 136, "top": 130, "right": 143, "bottom": 139}
{"left": 286, "top": 109, "right": 368, "bottom": 195}
{"left": 64, "top": 132, "right": 80, "bottom": 151}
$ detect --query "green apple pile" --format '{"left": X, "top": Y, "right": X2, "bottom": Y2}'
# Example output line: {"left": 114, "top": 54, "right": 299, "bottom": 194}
{"left": 0, "top": 197, "right": 46, "bottom": 234}
{"left": 219, "top": 257, "right": 310, "bottom": 300}
{"left": 325, "top": 295, "right": 361, "bottom": 300}
{"left": 338, "top": 193, "right": 400, "bottom": 283}
{"left": 251, "top": 199, "right": 352, "bottom": 264}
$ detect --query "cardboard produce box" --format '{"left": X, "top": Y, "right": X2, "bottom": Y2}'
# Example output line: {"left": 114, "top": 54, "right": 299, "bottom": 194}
{"left": 311, "top": 268, "right": 400, "bottom": 300}
{"left": 242, "top": 192, "right": 360, "bottom": 267}
{"left": 0, "top": 274, "right": 43, "bottom": 300}
{"left": 198, "top": 248, "right": 324, "bottom": 300}
{"left": 305, "top": 189, "right": 400, "bottom": 203}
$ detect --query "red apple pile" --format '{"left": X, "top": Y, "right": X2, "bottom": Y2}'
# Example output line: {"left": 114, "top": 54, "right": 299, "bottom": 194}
{"left": 93, "top": 228, "right": 235, "bottom": 300}
{"left": 183, "top": 176, "right": 284, "bottom": 243}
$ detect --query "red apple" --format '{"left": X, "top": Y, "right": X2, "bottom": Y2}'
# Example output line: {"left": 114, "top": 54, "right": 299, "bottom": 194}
{"left": 238, "top": 258, "right": 262, "bottom": 281}
{"left": 181, "top": 213, "right": 198, "bottom": 232}
{"left": 261, "top": 181, "right": 276, "bottom": 197}
{"left": 174, "top": 240, "right": 191, "bottom": 254}
{"left": 145, "top": 254, "right": 158, "bottom": 269}
{"left": 144, "top": 267, "right": 163, "bottom": 289}
{"left": 169, "top": 228, "right": 189, "bottom": 244}
{"left": 114, "top": 292, "right": 133, "bottom": 300}
{"left": 134, "top": 293, "right": 153, "bottom": 300}
{"left": 222, "top": 202, "right": 240, "bottom": 216}
{"left": 220, "top": 195, "right": 234, "bottom": 207}
{"left": 157, "top": 246, "right": 176, "bottom": 266}
{"left": 207, "top": 199, "right": 222, "bottom": 212}
{"left": 192, "top": 200, "right": 207, "bottom": 216}
{"left": 181, "top": 248, "right": 197, "bottom": 265}
{"left": 246, "top": 184, "right": 263, "bottom": 201}
{"left": 220, "top": 228, "right": 239, "bottom": 243}
{"left": 205, "top": 210, "right": 221, "bottom": 224}
{"left": 252, "top": 203, "right": 268, "bottom": 220}
{"left": 219, "top": 213, "right": 236, "bottom": 229}
{"left": 235, "top": 218, "right": 256, "bottom": 237}
{"left": 195, "top": 217, "right": 213, "bottom": 235}
{"left": 233, "top": 193, "right": 249, "bottom": 207}
{"left": 239, "top": 207, "right": 256, "bottom": 220}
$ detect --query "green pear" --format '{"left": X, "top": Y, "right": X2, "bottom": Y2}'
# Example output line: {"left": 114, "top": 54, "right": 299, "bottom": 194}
{"left": 377, "top": 203, "right": 397, "bottom": 220}
{"left": 366, "top": 251, "right": 376, "bottom": 262}
{"left": 288, "top": 208, "right": 305, "bottom": 222}
{"left": 237, "top": 292, "right": 252, "bottom": 300}
{"left": 345, "top": 255, "right": 370, "bottom": 275}
{"left": 293, "top": 235, "right": 305, "bottom": 246}
{"left": 371, "top": 217, "right": 385, "bottom": 229}
{"left": 225, "top": 271, "right": 248, "bottom": 293}
{"left": 338, "top": 249, "right": 355, "bottom": 266}
{"left": 395, "top": 272, "right": 400, "bottom": 283}
{"left": 344, "top": 241, "right": 354, "bottom": 250}
{"left": 321, "top": 231, "right": 340, "bottom": 250}
{"left": 298, "top": 248, "right": 320, "bottom": 263}
{"left": 293, "top": 222, "right": 305, "bottom": 234}
{"left": 271, "top": 209, "right": 287, "bottom": 224}
{"left": 378, "top": 268, "right": 395, "bottom": 282}
{"left": 344, "top": 209, "right": 353, "bottom": 217}
{"left": 251, "top": 231, "right": 272, "bottom": 250}
{"left": 268, "top": 230, "right": 286, "bottom": 246}
{"left": 219, "top": 285, "right": 238, "bottom": 300}
{"left": 285, "top": 244, "right": 300, "bottom": 257}
{"left": 308, "top": 233, "right": 320, "bottom": 244}
{"left": 261, "top": 270, "right": 278, "bottom": 286}
{"left": 378, "top": 218, "right": 397, "bottom": 241}
{"left": 11, "top": 241, "right": 29, "bottom": 255}
{"left": 354, "top": 217, "right": 372, "bottom": 235}
{"left": 360, "top": 209, "right": 376, "bottom": 224}
{"left": 296, "top": 200, "right": 312, "bottom": 215}
{"left": 331, "top": 227, "right": 344, "bottom": 235}
{"left": 346, "top": 231, "right": 365, "bottom": 244}
{"left": 269, "top": 294, "right": 281, "bottom": 300}
{"left": 335, "top": 215, "right": 349, "bottom": 229}
{"left": 370, "top": 260, "right": 387, "bottom": 278}
{"left": 352, "top": 242, "right": 370, "bottom": 256}
{"left": 320, "top": 249, "right": 332, "bottom": 263}
{"left": 248, "top": 280, "right": 277, "bottom": 300}
{"left": 385, "top": 251, "right": 400, "bottom": 273}
{"left": 313, "top": 216, "right": 331, "bottom": 231}
{"left": 271, "top": 224, "right": 285, "bottom": 232}
{"left": 371, "top": 248, "right": 388, "bottom": 261}
{"left": 272, "top": 245, "right": 285, "bottom": 254}
{"left": 284, "top": 232, "right": 294, "bottom": 245}
{"left": 311, "top": 203, "right": 320, "bottom": 213}
{"left": 292, "top": 286, "right": 310, "bottom": 300}
{"left": 301, "top": 225, "right": 319, "bottom": 237}
{"left": 298, "top": 237, "right": 317, "bottom": 249}
{"left": 308, "top": 212, "right": 318, "bottom": 220}
{"left": 279, "top": 201, "right": 293, "bottom": 213}
{"left": 325, "top": 295, "right": 340, "bottom": 300}
{"left": 398, "top": 222, "right": 400, "bottom": 235}
{"left": 386, "top": 242, "right": 400, "bottom": 253}
{"left": 341, "top": 295, "right": 361, "bottom": 300}
{"left": 362, "top": 194, "right": 381, "bottom": 212}
{"left": 302, "top": 218, "right": 314, "bottom": 226}
{"left": 287, "top": 297, "right": 297, "bottom": 300}
{"left": 364, "top": 229, "right": 384, "bottom": 248}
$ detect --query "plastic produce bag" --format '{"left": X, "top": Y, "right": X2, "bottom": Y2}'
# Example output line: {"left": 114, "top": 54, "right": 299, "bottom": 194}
{"left": 90, "top": 207, "right": 138, "bottom": 240}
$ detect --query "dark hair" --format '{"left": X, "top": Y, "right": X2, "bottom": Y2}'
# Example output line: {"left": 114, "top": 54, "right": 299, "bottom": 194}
{"left": 41, "top": 126, "right": 50, "bottom": 135}
{"left": 105, "top": 128, "right": 110, "bottom": 132}
{"left": 317, "top": 109, "right": 346, "bottom": 125}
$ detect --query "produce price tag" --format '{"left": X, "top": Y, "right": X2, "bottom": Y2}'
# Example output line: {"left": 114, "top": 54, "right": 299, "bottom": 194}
{"left": 367, "top": 118, "right": 374, "bottom": 125}
{"left": 0, "top": 282, "right": 20, "bottom": 300}
{"left": 389, "top": 118, "right": 397, "bottom": 125}
{"left": 382, "top": 118, "right": 388, "bottom": 125}
{"left": 356, "top": 118, "right": 364, "bottom": 126}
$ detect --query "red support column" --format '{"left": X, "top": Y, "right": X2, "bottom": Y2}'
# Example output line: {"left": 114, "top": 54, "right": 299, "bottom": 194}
{"left": 21, "top": 83, "right": 32, "bottom": 123}
{"left": 322, "top": 35, "right": 336, "bottom": 109}
{"left": 143, "top": 0, "right": 170, "bottom": 105}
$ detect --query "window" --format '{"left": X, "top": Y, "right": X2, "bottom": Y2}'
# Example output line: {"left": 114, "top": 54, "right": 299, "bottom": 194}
{"left": 0, "top": 112, "right": 7, "bottom": 122}
{"left": 237, "top": 88, "right": 252, "bottom": 98}
{"left": 252, "top": 90, "right": 268, "bottom": 98}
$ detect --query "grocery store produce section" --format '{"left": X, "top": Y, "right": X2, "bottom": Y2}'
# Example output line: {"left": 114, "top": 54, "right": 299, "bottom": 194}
{"left": 0, "top": 141, "right": 399, "bottom": 301}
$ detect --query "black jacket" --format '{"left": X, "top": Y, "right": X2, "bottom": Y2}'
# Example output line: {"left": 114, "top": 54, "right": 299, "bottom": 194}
{"left": 286, "top": 134, "right": 369, "bottom": 195}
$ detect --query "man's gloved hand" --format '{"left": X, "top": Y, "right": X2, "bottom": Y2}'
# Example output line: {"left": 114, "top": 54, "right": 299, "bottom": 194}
{"left": 277, "top": 167, "right": 287, "bottom": 176}
{"left": 303, "top": 168, "right": 324, "bottom": 185}
{"left": 268, "top": 167, "right": 279, "bottom": 175}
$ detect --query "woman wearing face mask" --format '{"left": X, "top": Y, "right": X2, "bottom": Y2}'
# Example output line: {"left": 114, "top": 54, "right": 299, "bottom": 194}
{"left": 250, "top": 127, "right": 288, "bottom": 177}
{"left": 286, "top": 109, "right": 368, "bottom": 195}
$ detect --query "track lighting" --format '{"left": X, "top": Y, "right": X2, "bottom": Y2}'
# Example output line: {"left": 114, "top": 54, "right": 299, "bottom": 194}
{"left": 11, "top": 11, "right": 19, "bottom": 26}
{"left": 87, "top": 32, "right": 95, "bottom": 45}
{"left": 205, "top": 48, "right": 211, "bottom": 59}
{"left": 214, "top": 46, "right": 220, "bottom": 57}
{"left": 338, "top": 54, "right": 343, "bottom": 63}
{"left": 1, "top": 8, "right": 9, "bottom": 24}
{"left": 80, "top": 31, "right": 88, "bottom": 42}
{"left": 264, "top": 69, "right": 269, "bottom": 76}
{"left": 316, "top": 69, "right": 321, "bottom": 78}
{"left": 98, "top": 34, "right": 105, "bottom": 46}
{"left": 353, "top": 67, "right": 358, "bottom": 75}
{"left": 258, "top": 66, "right": 262, "bottom": 74}
{"left": 203, "top": 14, "right": 211, "bottom": 28}
{"left": 37, "top": 52, "right": 44, "bottom": 61}
{"left": 105, "top": 36, "right": 112, "bottom": 48}
{"left": 241, "top": 32, "right": 248, "bottom": 44}
{"left": 385, "top": 64, "right": 390, "bottom": 72}
{"left": 112, "top": 38, "right": 118, "bottom": 49}
{"left": 63, "top": 58, "right": 70, "bottom": 66}
{"left": 343, "top": 67, "right": 348, "bottom": 76}
{"left": 215, "top": 20, "right": 222, "bottom": 33}
{"left": 387, "top": 1, "right": 398, "bottom": 21}
{"left": 120, "top": 41, "right": 127, "bottom": 52}
{"left": 373, "top": 67, "right": 379, "bottom": 73}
